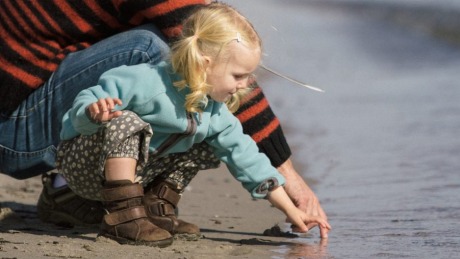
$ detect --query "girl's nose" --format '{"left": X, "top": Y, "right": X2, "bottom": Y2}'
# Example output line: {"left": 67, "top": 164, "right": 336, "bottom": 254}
{"left": 234, "top": 82, "right": 245, "bottom": 91}
{"left": 236, "top": 83, "right": 246, "bottom": 90}
{"left": 237, "top": 77, "right": 252, "bottom": 89}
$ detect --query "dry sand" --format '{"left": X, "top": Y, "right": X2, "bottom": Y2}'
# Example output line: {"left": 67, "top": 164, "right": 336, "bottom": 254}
{"left": 0, "top": 166, "right": 324, "bottom": 259}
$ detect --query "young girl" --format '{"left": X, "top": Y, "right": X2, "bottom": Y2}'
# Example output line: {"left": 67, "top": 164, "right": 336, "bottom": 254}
{"left": 56, "top": 3, "right": 330, "bottom": 247}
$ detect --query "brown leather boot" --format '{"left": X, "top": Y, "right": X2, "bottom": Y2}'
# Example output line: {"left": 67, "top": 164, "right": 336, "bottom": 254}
{"left": 99, "top": 182, "right": 173, "bottom": 247}
{"left": 143, "top": 180, "right": 201, "bottom": 240}
{"left": 37, "top": 172, "right": 104, "bottom": 227}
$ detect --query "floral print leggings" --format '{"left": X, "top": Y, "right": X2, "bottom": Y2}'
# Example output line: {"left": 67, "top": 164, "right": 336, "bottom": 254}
{"left": 56, "top": 111, "right": 220, "bottom": 200}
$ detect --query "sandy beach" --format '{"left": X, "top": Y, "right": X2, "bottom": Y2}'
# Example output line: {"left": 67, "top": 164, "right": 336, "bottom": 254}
{"left": 0, "top": 166, "right": 323, "bottom": 259}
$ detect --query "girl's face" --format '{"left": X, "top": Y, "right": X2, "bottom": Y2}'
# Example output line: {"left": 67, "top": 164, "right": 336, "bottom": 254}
{"left": 205, "top": 42, "right": 261, "bottom": 103}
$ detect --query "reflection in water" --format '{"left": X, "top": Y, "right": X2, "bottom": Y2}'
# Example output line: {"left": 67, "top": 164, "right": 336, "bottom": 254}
{"left": 272, "top": 238, "right": 329, "bottom": 259}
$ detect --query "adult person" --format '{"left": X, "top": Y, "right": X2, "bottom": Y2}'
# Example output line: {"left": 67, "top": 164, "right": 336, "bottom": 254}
{"left": 0, "top": 0, "right": 329, "bottom": 238}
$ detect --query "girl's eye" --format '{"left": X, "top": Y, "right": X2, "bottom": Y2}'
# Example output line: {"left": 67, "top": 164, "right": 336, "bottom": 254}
{"left": 234, "top": 74, "right": 253, "bottom": 81}
{"left": 234, "top": 75, "right": 246, "bottom": 80}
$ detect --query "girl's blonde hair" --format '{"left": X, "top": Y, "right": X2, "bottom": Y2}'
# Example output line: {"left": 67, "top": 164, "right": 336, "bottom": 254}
{"left": 170, "top": 2, "right": 262, "bottom": 113}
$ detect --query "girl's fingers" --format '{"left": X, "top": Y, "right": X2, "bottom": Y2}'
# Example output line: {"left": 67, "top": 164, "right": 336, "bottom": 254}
{"left": 290, "top": 215, "right": 309, "bottom": 233}
{"left": 294, "top": 223, "right": 309, "bottom": 233}
{"left": 113, "top": 98, "right": 123, "bottom": 106}
{"left": 104, "top": 97, "right": 122, "bottom": 113}
{"left": 105, "top": 98, "right": 115, "bottom": 111}
{"left": 291, "top": 225, "right": 305, "bottom": 233}
{"left": 99, "top": 98, "right": 108, "bottom": 112}
{"left": 110, "top": 110, "right": 123, "bottom": 119}
{"left": 89, "top": 102, "right": 100, "bottom": 114}
{"left": 106, "top": 97, "right": 122, "bottom": 111}
{"left": 88, "top": 98, "right": 122, "bottom": 122}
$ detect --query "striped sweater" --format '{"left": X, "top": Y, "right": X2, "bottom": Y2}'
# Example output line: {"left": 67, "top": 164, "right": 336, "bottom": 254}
{"left": 0, "top": 0, "right": 291, "bottom": 167}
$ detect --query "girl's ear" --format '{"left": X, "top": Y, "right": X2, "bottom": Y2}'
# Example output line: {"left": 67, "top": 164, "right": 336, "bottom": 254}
{"left": 202, "top": 55, "right": 212, "bottom": 71}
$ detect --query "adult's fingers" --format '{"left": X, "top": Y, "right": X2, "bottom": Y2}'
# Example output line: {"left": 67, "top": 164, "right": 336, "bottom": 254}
{"left": 320, "top": 225, "right": 329, "bottom": 238}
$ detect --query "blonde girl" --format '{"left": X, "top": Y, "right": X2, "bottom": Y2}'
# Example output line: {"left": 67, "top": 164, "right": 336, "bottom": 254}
{"left": 56, "top": 2, "right": 330, "bottom": 247}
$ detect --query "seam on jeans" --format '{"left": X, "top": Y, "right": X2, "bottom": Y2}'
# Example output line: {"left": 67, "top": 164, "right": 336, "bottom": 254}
{"left": 0, "top": 143, "right": 56, "bottom": 156}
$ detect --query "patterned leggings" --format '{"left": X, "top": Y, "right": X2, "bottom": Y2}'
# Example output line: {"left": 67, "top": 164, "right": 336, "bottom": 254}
{"left": 56, "top": 111, "right": 220, "bottom": 200}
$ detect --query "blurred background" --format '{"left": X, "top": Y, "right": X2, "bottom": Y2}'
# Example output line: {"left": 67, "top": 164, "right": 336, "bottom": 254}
{"left": 226, "top": 0, "right": 460, "bottom": 258}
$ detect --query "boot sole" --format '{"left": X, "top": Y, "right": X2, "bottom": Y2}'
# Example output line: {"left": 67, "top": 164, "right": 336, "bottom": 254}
{"left": 98, "top": 233, "right": 173, "bottom": 248}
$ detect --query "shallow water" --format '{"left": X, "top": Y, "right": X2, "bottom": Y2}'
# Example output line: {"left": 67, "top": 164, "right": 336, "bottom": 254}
{"left": 227, "top": 1, "right": 460, "bottom": 258}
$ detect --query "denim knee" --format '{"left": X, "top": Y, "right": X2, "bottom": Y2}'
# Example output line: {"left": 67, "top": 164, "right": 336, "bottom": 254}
{"left": 125, "top": 24, "right": 170, "bottom": 65}
{"left": 0, "top": 144, "right": 56, "bottom": 179}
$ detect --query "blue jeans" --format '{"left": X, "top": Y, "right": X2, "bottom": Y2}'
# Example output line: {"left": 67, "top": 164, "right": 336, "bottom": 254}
{"left": 0, "top": 24, "right": 169, "bottom": 179}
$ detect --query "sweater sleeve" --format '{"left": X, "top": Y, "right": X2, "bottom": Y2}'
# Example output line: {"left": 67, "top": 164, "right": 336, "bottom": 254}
{"left": 113, "top": 0, "right": 206, "bottom": 40}
{"left": 233, "top": 81, "right": 292, "bottom": 168}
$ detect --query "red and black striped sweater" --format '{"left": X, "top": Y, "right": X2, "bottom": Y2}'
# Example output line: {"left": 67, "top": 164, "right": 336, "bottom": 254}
{"left": 0, "top": 0, "right": 291, "bottom": 167}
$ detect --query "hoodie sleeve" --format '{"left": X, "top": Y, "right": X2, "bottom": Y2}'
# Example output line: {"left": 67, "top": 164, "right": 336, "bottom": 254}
{"left": 60, "top": 64, "right": 162, "bottom": 140}
{"left": 205, "top": 102, "right": 285, "bottom": 199}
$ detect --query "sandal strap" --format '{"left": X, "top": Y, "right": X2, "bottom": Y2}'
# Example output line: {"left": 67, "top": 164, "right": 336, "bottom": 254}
{"left": 103, "top": 206, "right": 147, "bottom": 226}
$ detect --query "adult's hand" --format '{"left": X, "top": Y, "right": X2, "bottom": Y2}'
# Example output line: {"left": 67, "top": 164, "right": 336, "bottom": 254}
{"left": 277, "top": 159, "right": 330, "bottom": 238}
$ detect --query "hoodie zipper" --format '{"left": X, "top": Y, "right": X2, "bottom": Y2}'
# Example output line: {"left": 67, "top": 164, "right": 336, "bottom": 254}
{"left": 150, "top": 112, "right": 197, "bottom": 158}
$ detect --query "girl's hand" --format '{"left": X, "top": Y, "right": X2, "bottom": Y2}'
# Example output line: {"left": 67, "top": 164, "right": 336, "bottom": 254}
{"left": 267, "top": 186, "right": 331, "bottom": 237}
{"left": 285, "top": 207, "right": 331, "bottom": 234}
{"left": 87, "top": 97, "right": 123, "bottom": 122}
